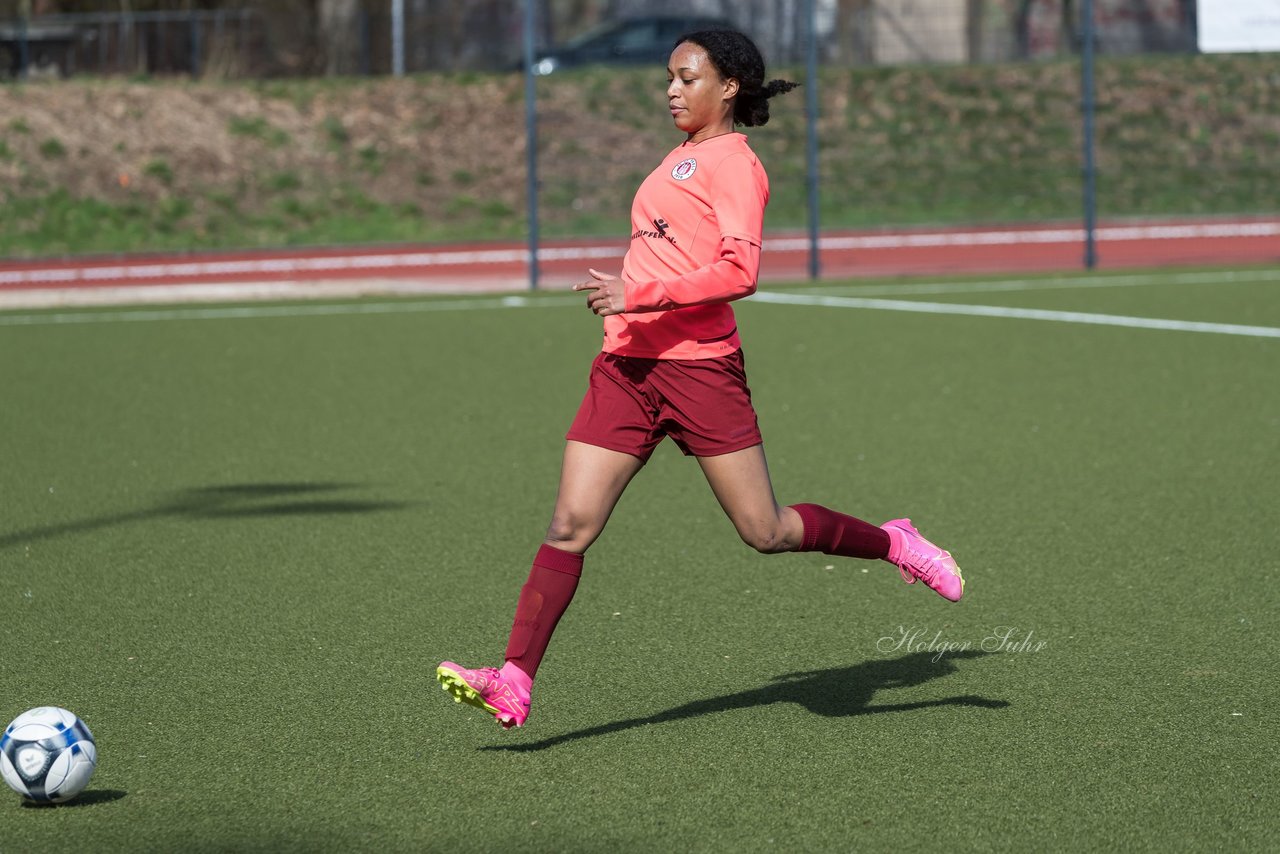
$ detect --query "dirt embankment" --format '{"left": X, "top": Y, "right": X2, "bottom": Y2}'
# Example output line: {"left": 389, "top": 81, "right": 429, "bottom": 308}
{"left": 1, "top": 54, "right": 1276, "bottom": 257}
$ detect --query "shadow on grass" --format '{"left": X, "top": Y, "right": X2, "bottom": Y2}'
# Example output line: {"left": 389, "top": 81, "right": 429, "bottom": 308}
{"left": 20, "top": 789, "right": 128, "bottom": 808}
{"left": 0, "top": 482, "right": 411, "bottom": 549}
{"left": 482, "top": 650, "right": 1008, "bottom": 753}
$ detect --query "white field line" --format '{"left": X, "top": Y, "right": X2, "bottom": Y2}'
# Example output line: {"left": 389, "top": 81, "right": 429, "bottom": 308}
{"left": 4, "top": 265, "right": 1276, "bottom": 311}
{"left": 749, "top": 291, "right": 1280, "bottom": 339}
{"left": 0, "top": 295, "right": 581, "bottom": 326}
{"left": 786, "top": 268, "right": 1280, "bottom": 298}
{"left": 5, "top": 266, "right": 1276, "bottom": 311}
{"left": 3, "top": 284, "right": 1278, "bottom": 339}
{"left": 2, "top": 220, "right": 1277, "bottom": 287}
{"left": 0, "top": 277, "right": 534, "bottom": 310}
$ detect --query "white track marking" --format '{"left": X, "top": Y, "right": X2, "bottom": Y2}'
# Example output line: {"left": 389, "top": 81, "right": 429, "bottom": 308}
{"left": 765, "top": 220, "right": 1280, "bottom": 252}
{"left": 2, "top": 220, "right": 1277, "bottom": 287}
{"left": 0, "top": 248, "right": 624, "bottom": 286}
{"left": 749, "top": 291, "right": 1280, "bottom": 338}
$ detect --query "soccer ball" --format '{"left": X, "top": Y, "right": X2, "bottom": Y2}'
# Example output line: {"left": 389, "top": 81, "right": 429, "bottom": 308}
{"left": 0, "top": 707, "right": 97, "bottom": 804}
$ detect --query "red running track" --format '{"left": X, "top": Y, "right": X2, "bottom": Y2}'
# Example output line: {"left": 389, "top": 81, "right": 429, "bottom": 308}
{"left": 1, "top": 217, "right": 1277, "bottom": 308}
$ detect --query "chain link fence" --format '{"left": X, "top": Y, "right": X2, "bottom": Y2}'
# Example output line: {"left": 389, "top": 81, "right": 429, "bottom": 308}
{"left": 0, "top": 1, "right": 1203, "bottom": 79}
{"left": 0, "top": 9, "right": 260, "bottom": 78}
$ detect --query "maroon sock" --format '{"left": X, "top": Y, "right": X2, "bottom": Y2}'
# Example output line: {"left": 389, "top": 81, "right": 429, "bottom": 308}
{"left": 503, "top": 544, "right": 583, "bottom": 680}
{"left": 788, "top": 503, "right": 891, "bottom": 560}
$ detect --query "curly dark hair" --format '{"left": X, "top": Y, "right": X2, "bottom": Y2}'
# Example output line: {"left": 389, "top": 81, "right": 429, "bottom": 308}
{"left": 675, "top": 29, "right": 799, "bottom": 127}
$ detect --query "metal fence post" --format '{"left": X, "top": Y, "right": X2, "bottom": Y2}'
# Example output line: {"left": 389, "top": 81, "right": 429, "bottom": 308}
{"left": 1081, "top": 0, "right": 1098, "bottom": 269}
{"left": 362, "top": 7, "right": 372, "bottom": 75}
{"left": 524, "top": 0, "right": 539, "bottom": 290}
{"left": 804, "top": 0, "right": 821, "bottom": 281}
{"left": 17, "top": 6, "right": 29, "bottom": 79}
{"left": 392, "top": 0, "right": 405, "bottom": 77}
{"left": 122, "top": 11, "right": 133, "bottom": 75}
{"left": 190, "top": 11, "right": 202, "bottom": 77}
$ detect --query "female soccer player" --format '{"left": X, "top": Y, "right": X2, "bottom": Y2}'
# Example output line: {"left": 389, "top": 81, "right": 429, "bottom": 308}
{"left": 438, "top": 29, "right": 963, "bottom": 729}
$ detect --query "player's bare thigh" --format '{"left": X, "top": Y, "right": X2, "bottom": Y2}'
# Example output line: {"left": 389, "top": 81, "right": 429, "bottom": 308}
{"left": 544, "top": 440, "right": 645, "bottom": 553}
{"left": 697, "top": 444, "right": 804, "bottom": 554}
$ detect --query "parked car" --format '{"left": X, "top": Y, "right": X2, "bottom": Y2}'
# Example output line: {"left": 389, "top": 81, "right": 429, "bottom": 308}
{"left": 530, "top": 15, "right": 733, "bottom": 75}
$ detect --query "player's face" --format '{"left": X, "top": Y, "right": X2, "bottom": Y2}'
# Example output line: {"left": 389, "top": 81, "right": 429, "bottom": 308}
{"left": 666, "top": 42, "right": 738, "bottom": 141}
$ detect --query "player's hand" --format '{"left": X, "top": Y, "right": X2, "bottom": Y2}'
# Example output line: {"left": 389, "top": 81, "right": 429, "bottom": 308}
{"left": 573, "top": 269, "right": 626, "bottom": 317}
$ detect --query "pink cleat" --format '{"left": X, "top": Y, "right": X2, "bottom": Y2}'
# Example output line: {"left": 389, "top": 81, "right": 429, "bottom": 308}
{"left": 436, "top": 661, "right": 531, "bottom": 729}
{"left": 882, "top": 518, "right": 965, "bottom": 602}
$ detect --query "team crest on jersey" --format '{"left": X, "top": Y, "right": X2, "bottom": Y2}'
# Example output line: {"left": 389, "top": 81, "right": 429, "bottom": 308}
{"left": 671, "top": 158, "right": 697, "bottom": 181}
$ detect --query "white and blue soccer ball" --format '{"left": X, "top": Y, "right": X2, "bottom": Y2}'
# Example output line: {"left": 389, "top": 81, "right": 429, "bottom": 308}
{"left": 0, "top": 707, "right": 97, "bottom": 804}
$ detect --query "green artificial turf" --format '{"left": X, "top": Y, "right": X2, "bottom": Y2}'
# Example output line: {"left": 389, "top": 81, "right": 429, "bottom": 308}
{"left": 0, "top": 267, "right": 1275, "bottom": 851}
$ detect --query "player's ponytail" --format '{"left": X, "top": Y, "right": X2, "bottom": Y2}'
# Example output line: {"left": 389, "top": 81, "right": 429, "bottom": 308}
{"left": 677, "top": 30, "right": 799, "bottom": 128}
{"left": 737, "top": 78, "right": 801, "bottom": 127}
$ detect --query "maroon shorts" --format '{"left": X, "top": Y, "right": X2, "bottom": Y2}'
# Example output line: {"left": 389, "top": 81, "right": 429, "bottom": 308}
{"left": 566, "top": 349, "right": 763, "bottom": 462}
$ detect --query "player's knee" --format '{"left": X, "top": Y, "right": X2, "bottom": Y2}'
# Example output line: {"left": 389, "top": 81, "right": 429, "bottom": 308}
{"left": 545, "top": 510, "right": 598, "bottom": 551}
{"left": 739, "top": 522, "right": 787, "bottom": 554}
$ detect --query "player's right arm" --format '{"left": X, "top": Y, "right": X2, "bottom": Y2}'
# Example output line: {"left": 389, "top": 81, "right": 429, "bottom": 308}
{"left": 623, "top": 151, "right": 766, "bottom": 313}
{"left": 622, "top": 237, "right": 759, "bottom": 312}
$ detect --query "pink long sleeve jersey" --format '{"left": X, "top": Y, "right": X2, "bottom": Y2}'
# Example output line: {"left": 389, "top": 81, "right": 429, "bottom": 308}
{"left": 603, "top": 132, "right": 768, "bottom": 360}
